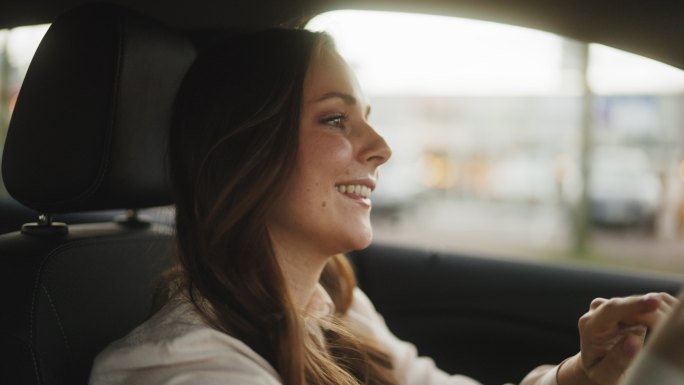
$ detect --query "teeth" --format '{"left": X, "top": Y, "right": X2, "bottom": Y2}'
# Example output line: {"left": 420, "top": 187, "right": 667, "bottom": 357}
{"left": 335, "top": 184, "right": 371, "bottom": 199}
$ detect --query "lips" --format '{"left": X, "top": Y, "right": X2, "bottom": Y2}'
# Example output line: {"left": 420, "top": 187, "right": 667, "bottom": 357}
{"left": 334, "top": 184, "right": 371, "bottom": 198}
{"left": 334, "top": 180, "right": 375, "bottom": 207}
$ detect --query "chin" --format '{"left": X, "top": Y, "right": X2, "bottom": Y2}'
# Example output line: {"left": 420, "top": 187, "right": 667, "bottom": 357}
{"left": 345, "top": 229, "right": 373, "bottom": 251}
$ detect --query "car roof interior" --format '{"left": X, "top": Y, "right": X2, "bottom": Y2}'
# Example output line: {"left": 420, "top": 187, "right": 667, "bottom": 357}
{"left": 2, "top": 0, "right": 684, "bottom": 70}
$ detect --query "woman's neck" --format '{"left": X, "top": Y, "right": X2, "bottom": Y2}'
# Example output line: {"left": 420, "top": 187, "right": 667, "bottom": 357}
{"left": 271, "top": 239, "right": 329, "bottom": 311}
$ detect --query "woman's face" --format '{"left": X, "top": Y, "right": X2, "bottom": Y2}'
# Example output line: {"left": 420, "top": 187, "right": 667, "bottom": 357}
{"left": 267, "top": 45, "right": 391, "bottom": 258}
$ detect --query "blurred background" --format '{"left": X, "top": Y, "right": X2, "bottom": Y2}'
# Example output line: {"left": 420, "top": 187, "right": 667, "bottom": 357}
{"left": 1, "top": 11, "right": 684, "bottom": 275}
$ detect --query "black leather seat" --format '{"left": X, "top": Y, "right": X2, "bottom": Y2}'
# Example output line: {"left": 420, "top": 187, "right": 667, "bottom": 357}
{"left": 0, "top": 5, "right": 195, "bottom": 385}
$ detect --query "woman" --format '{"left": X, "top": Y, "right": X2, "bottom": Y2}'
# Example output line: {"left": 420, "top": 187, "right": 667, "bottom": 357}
{"left": 89, "top": 28, "right": 677, "bottom": 385}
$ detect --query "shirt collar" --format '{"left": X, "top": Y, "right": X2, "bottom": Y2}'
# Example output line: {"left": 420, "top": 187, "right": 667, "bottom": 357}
{"left": 305, "top": 283, "right": 335, "bottom": 318}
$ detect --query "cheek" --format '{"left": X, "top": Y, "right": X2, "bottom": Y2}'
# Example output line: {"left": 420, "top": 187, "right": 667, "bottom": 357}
{"left": 299, "top": 134, "right": 354, "bottom": 171}
{"left": 292, "top": 133, "right": 355, "bottom": 210}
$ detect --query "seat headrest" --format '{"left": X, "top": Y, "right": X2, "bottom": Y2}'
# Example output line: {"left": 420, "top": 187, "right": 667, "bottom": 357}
{"left": 1, "top": 4, "right": 195, "bottom": 213}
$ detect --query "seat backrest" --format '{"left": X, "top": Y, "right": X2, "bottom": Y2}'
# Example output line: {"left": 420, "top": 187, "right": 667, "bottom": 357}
{"left": 0, "top": 5, "right": 195, "bottom": 385}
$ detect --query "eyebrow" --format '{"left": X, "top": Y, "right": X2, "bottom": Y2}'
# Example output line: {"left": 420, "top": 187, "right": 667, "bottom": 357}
{"left": 316, "top": 91, "right": 371, "bottom": 118}
{"left": 316, "top": 91, "right": 357, "bottom": 104}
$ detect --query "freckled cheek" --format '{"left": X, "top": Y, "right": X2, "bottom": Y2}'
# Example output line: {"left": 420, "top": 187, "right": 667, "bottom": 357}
{"left": 296, "top": 136, "right": 353, "bottom": 202}
{"left": 306, "top": 138, "right": 354, "bottom": 167}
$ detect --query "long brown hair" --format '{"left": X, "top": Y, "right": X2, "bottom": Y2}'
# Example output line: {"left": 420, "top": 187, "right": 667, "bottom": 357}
{"left": 167, "top": 29, "right": 398, "bottom": 385}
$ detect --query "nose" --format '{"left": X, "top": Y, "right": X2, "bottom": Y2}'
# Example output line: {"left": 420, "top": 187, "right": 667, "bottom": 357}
{"left": 359, "top": 122, "right": 392, "bottom": 166}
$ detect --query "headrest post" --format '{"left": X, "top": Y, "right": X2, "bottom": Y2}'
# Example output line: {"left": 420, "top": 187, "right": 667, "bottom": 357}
{"left": 38, "top": 213, "right": 52, "bottom": 226}
{"left": 115, "top": 208, "right": 151, "bottom": 228}
{"left": 21, "top": 212, "right": 68, "bottom": 236}
{"left": 126, "top": 209, "right": 138, "bottom": 221}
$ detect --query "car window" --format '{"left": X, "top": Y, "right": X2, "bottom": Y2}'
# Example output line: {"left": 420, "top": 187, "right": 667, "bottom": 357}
{"left": 308, "top": 11, "right": 684, "bottom": 276}
{"left": 0, "top": 24, "right": 49, "bottom": 196}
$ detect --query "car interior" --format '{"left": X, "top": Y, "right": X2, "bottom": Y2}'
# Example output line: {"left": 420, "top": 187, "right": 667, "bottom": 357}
{"left": 1, "top": 1, "right": 683, "bottom": 385}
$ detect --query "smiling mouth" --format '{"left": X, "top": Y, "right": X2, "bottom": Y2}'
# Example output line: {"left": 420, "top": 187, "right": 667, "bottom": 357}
{"left": 335, "top": 184, "right": 371, "bottom": 198}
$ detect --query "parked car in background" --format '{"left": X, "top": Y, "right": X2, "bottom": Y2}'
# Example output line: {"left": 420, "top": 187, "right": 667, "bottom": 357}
{"left": 590, "top": 146, "right": 660, "bottom": 227}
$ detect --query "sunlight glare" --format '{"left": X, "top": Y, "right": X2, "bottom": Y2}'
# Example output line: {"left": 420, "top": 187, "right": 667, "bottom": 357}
{"left": 308, "top": 10, "right": 563, "bottom": 96}
{"left": 589, "top": 44, "right": 684, "bottom": 94}
{"left": 6, "top": 24, "right": 49, "bottom": 68}
{"left": 308, "top": 10, "right": 684, "bottom": 96}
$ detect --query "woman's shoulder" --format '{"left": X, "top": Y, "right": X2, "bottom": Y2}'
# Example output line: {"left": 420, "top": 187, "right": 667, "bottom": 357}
{"left": 347, "top": 287, "right": 382, "bottom": 322}
{"left": 343, "top": 287, "right": 389, "bottom": 339}
{"left": 89, "top": 296, "right": 280, "bottom": 385}
{"left": 112, "top": 295, "right": 205, "bottom": 346}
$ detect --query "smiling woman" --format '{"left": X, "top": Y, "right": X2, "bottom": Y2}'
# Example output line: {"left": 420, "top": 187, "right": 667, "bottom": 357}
{"left": 83, "top": 25, "right": 679, "bottom": 385}
{"left": 89, "top": 29, "right": 400, "bottom": 385}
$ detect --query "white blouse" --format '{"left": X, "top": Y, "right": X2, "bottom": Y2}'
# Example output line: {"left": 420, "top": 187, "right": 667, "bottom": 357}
{"left": 89, "top": 286, "right": 559, "bottom": 385}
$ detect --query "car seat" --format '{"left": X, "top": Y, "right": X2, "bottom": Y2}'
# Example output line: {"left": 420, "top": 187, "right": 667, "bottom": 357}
{"left": 0, "top": 4, "right": 195, "bottom": 385}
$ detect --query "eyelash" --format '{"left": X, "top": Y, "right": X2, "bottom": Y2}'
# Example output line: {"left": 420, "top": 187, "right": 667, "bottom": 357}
{"left": 320, "top": 113, "right": 348, "bottom": 130}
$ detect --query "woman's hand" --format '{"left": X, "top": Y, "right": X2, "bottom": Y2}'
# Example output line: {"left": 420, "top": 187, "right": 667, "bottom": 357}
{"left": 557, "top": 292, "right": 678, "bottom": 385}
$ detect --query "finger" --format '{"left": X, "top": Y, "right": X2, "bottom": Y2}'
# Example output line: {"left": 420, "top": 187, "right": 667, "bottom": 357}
{"left": 619, "top": 324, "right": 647, "bottom": 337}
{"left": 591, "top": 297, "right": 607, "bottom": 310}
{"left": 622, "top": 332, "right": 644, "bottom": 357}
{"left": 591, "top": 295, "right": 662, "bottom": 329}
{"left": 658, "top": 292, "right": 679, "bottom": 307}
{"left": 588, "top": 334, "right": 642, "bottom": 385}
{"left": 627, "top": 305, "right": 674, "bottom": 327}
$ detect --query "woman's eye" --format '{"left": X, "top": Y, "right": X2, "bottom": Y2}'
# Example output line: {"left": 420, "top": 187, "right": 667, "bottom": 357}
{"left": 321, "top": 114, "right": 346, "bottom": 129}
